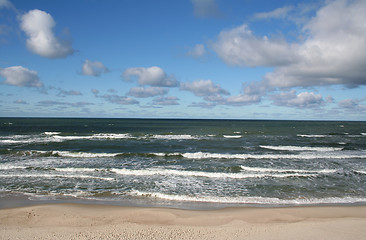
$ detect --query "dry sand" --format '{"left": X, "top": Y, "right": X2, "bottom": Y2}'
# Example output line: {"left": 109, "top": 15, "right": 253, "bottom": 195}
{"left": 1, "top": 204, "right": 366, "bottom": 239}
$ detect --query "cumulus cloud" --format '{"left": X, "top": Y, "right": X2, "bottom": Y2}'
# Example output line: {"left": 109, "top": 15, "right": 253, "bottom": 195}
{"left": 180, "top": 79, "right": 229, "bottom": 97}
{"left": 152, "top": 96, "right": 179, "bottom": 105}
{"left": 128, "top": 87, "right": 168, "bottom": 98}
{"left": 0, "top": 66, "right": 43, "bottom": 88}
{"left": 191, "top": 0, "right": 222, "bottom": 18}
{"left": 271, "top": 90, "right": 324, "bottom": 108}
{"left": 187, "top": 44, "right": 206, "bottom": 58}
{"left": 212, "top": 24, "right": 298, "bottom": 67}
{"left": 20, "top": 9, "right": 73, "bottom": 58}
{"left": 123, "top": 66, "right": 178, "bottom": 87}
{"left": 213, "top": 0, "right": 366, "bottom": 88}
{"left": 82, "top": 60, "right": 109, "bottom": 76}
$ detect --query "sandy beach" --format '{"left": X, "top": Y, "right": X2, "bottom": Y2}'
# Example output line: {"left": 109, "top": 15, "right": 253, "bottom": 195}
{"left": 1, "top": 204, "right": 365, "bottom": 240}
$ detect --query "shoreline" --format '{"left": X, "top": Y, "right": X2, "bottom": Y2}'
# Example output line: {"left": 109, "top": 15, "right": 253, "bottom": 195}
{"left": 1, "top": 203, "right": 366, "bottom": 239}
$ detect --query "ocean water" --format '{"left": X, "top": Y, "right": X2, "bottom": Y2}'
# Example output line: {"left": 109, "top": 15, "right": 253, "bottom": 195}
{"left": 1, "top": 118, "right": 366, "bottom": 208}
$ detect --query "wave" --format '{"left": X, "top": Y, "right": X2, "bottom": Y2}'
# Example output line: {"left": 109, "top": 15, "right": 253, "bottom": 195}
{"left": 260, "top": 145, "right": 343, "bottom": 152}
{"left": 128, "top": 190, "right": 366, "bottom": 205}
{"left": 51, "top": 151, "right": 120, "bottom": 158}
{"left": 297, "top": 134, "right": 327, "bottom": 138}
{"left": 180, "top": 151, "right": 366, "bottom": 160}
{"left": 110, "top": 167, "right": 317, "bottom": 179}
{"left": 0, "top": 165, "right": 27, "bottom": 170}
{"left": 223, "top": 135, "right": 242, "bottom": 139}
{"left": 43, "top": 132, "right": 61, "bottom": 135}
{"left": 53, "top": 133, "right": 132, "bottom": 140}
{"left": 147, "top": 134, "right": 198, "bottom": 140}
{"left": 0, "top": 173, "right": 114, "bottom": 181}
{"left": 240, "top": 165, "right": 336, "bottom": 174}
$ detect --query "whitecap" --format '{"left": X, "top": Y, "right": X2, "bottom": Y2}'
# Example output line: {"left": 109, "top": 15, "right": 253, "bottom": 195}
{"left": 297, "top": 134, "right": 327, "bottom": 138}
{"left": 260, "top": 145, "right": 343, "bottom": 152}
{"left": 223, "top": 135, "right": 242, "bottom": 139}
{"left": 148, "top": 134, "right": 197, "bottom": 140}
{"left": 240, "top": 165, "right": 336, "bottom": 174}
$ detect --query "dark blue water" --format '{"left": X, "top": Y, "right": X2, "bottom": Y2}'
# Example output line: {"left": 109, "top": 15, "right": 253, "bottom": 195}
{"left": 1, "top": 118, "right": 366, "bottom": 208}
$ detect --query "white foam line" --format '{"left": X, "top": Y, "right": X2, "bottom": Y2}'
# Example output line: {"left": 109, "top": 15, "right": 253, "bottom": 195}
{"left": 43, "top": 132, "right": 61, "bottom": 135}
{"left": 0, "top": 173, "right": 114, "bottom": 181}
{"left": 55, "top": 167, "right": 99, "bottom": 172}
{"left": 180, "top": 152, "right": 365, "bottom": 160}
{"left": 110, "top": 168, "right": 317, "bottom": 179}
{"left": 128, "top": 190, "right": 366, "bottom": 205}
{"left": 260, "top": 145, "right": 343, "bottom": 152}
{"left": 223, "top": 135, "right": 242, "bottom": 139}
{"left": 240, "top": 166, "right": 336, "bottom": 174}
{"left": 148, "top": 134, "right": 197, "bottom": 140}
{"left": 297, "top": 134, "right": 327, "bottom": 138}
{"left": 51, "top": 151, "right": 119, "bottom": 158}
{"left": 0, "top": 165, "right": 27, "bottom": 170}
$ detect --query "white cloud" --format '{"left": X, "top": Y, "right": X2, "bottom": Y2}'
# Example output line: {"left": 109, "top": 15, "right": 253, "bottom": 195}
{"left": 187, "top": 44, "right": 206, "bottom": 58}
{"left": 152, "top": 96, "right": 179, "bottom": 105}
{"left": 128, "top": 87, "right": 168, "bottom": 98}
{"left": 271, "top": 90, "right": 324, "bottom": 108}
{"left": 0, "top": 66, "right": 43, "bottom": 88}
{"left": 212, "top": 24, "right": 298, "bottom": 67}
{"left": 123, "top": 66, "right": 178, "bottom": 87}
{"left": 253, "top": 6, "right": 293, "bottom": 20}
{"left": 180, "top": 79, "right": 229, "bottom": 97}
{"left": 99, "top": 94, "right": 139, "bottom": 105}
{"left": 266, "top": 0, "right": 366, "bottom": 88}
{"left": 225, "top": 94, "right": 261, "bottom": 106}
{"left": 82, "top": 60, "right": 109, "bottom": 76}
{"left": 213, "top": 0, "right": 366, "bottom": 88}
{"left": 191, "top": 0, "right": 221, "bottom": 18}
{"left": 57, "top": 89, "right": 82, "bottom": 97}
{"left": 338, "top": 98, "right": 366, "bottom": 113}
{"left": 20, "top": 9, "right": 74, "bottom": 58}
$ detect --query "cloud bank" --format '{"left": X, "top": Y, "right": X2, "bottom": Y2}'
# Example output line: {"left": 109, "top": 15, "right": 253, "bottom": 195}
{"left": 213, "top": 0, "right": 366, "bottom": 89}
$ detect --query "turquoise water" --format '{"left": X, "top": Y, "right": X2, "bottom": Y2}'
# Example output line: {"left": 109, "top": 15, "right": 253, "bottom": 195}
{"left": 1, "top": 118, "right": 366, "bottom": 208}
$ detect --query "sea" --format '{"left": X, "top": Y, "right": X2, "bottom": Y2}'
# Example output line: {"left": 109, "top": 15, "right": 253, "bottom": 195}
{"left": 1, "top": 118, "right": 366, "bottom": 209}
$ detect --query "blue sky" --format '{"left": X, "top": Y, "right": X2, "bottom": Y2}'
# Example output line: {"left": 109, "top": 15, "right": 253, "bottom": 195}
{"left": 1, "top": 0, "right": 365, "bottom": 120}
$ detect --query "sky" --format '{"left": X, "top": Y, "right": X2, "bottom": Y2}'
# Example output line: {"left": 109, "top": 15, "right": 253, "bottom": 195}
{"left": 0, "top": 0, "right": 366, "bottom": 120}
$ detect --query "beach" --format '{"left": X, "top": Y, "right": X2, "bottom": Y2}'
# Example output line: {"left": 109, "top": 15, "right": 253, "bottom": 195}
{"left": 1, "top": 204, "right": 366, "bottom": 240}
